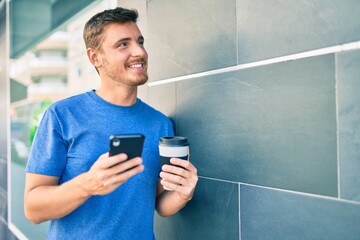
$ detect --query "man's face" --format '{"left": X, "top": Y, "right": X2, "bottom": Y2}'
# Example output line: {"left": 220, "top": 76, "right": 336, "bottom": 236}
{"left": 97, "top": 21, "right": 148, "bottom": 87}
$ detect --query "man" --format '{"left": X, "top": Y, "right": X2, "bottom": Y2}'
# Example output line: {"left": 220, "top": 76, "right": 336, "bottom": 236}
{"left": 24, "top": 7, "right": 198, "bottom": 240}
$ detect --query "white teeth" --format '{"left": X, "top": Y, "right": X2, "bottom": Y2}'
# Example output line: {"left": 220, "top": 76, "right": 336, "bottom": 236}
{"left": 129, "top": 64, "right": 143, "bottom": 68}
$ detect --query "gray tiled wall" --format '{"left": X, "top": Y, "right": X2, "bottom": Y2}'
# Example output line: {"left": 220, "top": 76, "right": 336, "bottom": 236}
{"left": 240, "top": 185, "right": 360, "bottom": 240}
{"left": 174, "top": 55, "right": 337, "bottom": 196}
{"left": 155, "top": 178, "right": 239, "bottom": 240}
{"left": 135, "top": 0, "right": 360, "bottom": 239}
{"left": 3, "top": 0, "right": 360, "bottom": 239}
{"left": 147, "top": 0, "right": 237, "bottom": 81}
{"left": 236, "top": 0, "right": 360, "bottom": 64}
{"left": 337, "top": 50, "right": 360, "bottom": 202}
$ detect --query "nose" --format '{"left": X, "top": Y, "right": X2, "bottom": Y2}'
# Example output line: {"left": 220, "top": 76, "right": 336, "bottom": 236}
{"left": 131, "top": 42, "right": 147, "bottom": 59}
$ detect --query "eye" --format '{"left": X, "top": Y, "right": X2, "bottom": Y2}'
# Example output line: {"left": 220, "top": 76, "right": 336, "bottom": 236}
{"left": 138, "top": 39, "right": 144, "bottom": 46}
{"left": 118, "top": 42, "right": 128, "bottom": 48}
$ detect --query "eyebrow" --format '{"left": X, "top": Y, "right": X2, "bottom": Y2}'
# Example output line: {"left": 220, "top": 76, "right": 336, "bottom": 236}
{"left": 113, "top": 35, "right": 145, "bottom": 47}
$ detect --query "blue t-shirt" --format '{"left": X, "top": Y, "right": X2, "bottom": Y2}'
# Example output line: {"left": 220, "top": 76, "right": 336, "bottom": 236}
{"left": 26, "top": 90, "right": 174, "bottom": 240}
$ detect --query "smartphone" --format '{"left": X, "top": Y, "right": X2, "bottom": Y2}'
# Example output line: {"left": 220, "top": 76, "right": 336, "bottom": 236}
{"left": 109, "top": 134, "right": 145, "bottom": 159}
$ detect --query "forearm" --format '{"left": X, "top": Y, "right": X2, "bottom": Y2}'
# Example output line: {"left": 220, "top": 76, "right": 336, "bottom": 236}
{"left": 156, "top": 158, "right": 198, "bottom": 217}
{"left": 24, "top": 173, "right": 91, "bottom": 224}
{"left": 156, "top": 190, "right": 190, "bottom": 217}
{"left": 24, "top": 153, "right": 144, "bottom": 224}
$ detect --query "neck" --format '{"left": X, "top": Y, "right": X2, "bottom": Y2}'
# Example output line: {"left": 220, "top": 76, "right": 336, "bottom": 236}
{"left": 95, "top": 85, "right": 138, "bottom": 106}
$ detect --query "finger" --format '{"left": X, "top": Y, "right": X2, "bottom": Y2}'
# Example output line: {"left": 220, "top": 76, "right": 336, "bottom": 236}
{"left": 159, "top": 171, "right": 187, "bottom": 186}
{"left": 160, "top": 179, "right": 187, "bottom": 192}
{"left": 162, "top": 163, "right": 191, "bottom": 178}
{"left": 99, "top": 152, "right": 110, "bottom": 159}
{"left": 161, "top": 179, "right": 195, "bottom": 200}
{"left": 103, "top": 153, "right": 128, "bottom": 168}
{"left": 170, "top": 158, "right": 196, "bottom": 172}
{"left": 108, "top": 164, "right": 145, "bottom": 185}
{"left": 95, "top": 152, "right": 112, "bottom": 164}
{"left": 110, "top": 157, "right": 143, "bottom": 174}
{"left": 160, "top": 179, "right": 175, "bottom": 191}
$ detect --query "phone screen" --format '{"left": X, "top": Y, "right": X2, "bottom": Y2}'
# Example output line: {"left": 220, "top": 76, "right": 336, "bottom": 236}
{"left": 109, "top": 134, "right": 145, "bottom": 159}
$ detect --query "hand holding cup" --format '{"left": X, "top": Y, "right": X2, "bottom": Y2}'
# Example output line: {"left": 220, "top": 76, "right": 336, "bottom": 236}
{"left": 159, "top": 136, "right": 194, "bottom": 191}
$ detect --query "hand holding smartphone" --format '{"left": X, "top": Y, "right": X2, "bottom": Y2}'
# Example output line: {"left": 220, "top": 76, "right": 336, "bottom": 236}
{"left": 87, "top": 134, "right": 145, "bottom": 195}
{"left": 109, "top": 134, "right": 145, "bottom": 159}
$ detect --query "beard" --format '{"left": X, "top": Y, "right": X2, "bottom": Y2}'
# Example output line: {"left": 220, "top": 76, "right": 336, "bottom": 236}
{"left": 102, "top": 57, "right": 149, "bottom": 87}
{"left": 125, "top": 72, "right": 149, "bottom": 86}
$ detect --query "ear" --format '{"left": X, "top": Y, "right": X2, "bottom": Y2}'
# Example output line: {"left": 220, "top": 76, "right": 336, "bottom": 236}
{"left": 87, "top": 48, "right": 102, "bottom": 68}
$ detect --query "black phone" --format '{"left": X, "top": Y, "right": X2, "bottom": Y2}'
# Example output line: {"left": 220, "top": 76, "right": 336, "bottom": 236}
{"left": 109, "top": 134, "right": 145, "bottom": 159}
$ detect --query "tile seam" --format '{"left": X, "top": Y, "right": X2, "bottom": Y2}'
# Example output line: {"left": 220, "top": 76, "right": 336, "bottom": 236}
{"left": 8, "top": 223, "right": 29, "bottom": 240}
{"left": 335, "top": 53, "right": 341, "bottom": 199}
{"left": 199, "top": 176, "right": 360, "bottom": 205}
{"left": 148, "top": 41, "right": 360, "bottom": 87}
{"left": 236, "top": 2, "right": 240, "bottom": 238}
{"left": 0, "top": 216, "right": 7, "bottom": 225}
{"left": 199, "top": 176, "right": 238, "bottom": 184}
{"left": 238, "top": 183, "right": 241, "bottom": 240}
{"left": 240, "top": 182, "right": 360, "bottom": 205}
{"left": 235, "top": 0, "right": 239, "bottom": 65}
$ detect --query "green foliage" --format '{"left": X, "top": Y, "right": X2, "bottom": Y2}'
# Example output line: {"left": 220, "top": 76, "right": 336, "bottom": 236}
{"left": 29, "top": 99, "right": 52, "bottom": 145}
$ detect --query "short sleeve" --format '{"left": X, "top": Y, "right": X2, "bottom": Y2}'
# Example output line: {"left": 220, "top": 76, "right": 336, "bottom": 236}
{"left": 166, "top": 118, "right": 175, "bottom": 136}
{"left": 26, "top": 108, "right": 68, "bottom": 176}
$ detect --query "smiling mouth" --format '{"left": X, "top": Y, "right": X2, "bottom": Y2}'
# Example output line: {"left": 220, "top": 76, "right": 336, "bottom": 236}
{"left": 128, "top": 63, "right": 146, "bottom": 69}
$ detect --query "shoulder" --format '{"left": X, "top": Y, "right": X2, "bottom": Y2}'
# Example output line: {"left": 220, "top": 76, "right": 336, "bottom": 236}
{"left": 138, "top": 100, "right": 174, "bottom": 136}
{"left": 51, "top": 92, "right": 89, "bottom": 109}
{"left": 139, "top": 99, "right": 172, "bottom": 123}
{"left": 47, "top": 91, "right": 90, "bottom": 114}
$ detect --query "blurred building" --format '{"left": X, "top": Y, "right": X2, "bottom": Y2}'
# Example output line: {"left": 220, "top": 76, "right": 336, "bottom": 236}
{"left": 10, "top": 31, "right": 69, "bottom": 103}
{"left": 4, "top": 1, "right": 115, "bottom": 239}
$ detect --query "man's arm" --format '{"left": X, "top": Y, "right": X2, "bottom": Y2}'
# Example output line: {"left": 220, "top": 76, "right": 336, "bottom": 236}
{"left": 24, "top": 153, "right": 144, "bottom": 224}
{"left": 155, "top": 158, "right": 198, "bottom": 217}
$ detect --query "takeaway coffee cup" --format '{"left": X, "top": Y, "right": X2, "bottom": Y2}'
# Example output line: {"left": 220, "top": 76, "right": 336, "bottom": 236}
{"left": 159, "top": 136, "right": 190, "bottom": 191}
